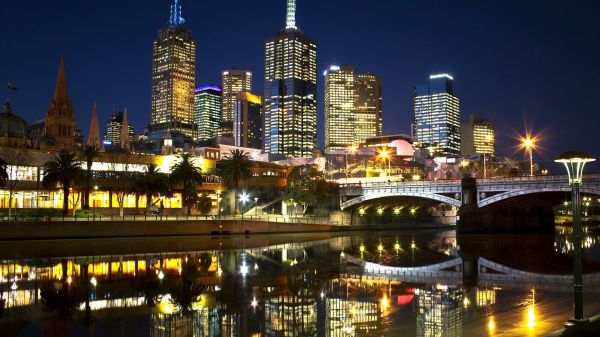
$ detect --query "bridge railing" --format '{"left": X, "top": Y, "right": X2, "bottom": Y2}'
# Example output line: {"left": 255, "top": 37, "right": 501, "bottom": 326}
{"left": 339, "top": 179, "right": 461, "bottom": 188}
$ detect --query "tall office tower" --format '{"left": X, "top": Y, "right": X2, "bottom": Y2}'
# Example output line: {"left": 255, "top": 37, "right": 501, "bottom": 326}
{"left": 220, "top": 70, "right": 252, "bottom": 137}
{"left": 355, "top": 73, "right": 383, "bottom": 139}
{"left": 194, "top": 86, "right": 222, "bottom": 141}
{"left": 104, "top": 111, "right": 133, "bottom": 148}
{"left": 149, "top": 0, "right": 197, "bottom": 140}
{"left": 234, "top": 93, "right": 263, "bottom": 149}
{"left": 324, "top": 65, "right": 383, "bottom": 151}
{"left": 461, "top": 114, "right": 495, "bottom": 156}
{"left": 413, "top": 74, "right": 461, "bottom": 156}
{"left": 324, "top": 65, "right": 356, "bottom": 151}
{"left": 44, "top": 56, "right": 77, "bottom": 150}
{"left": 264, "top": 0, "right": 317, "bottom": 158}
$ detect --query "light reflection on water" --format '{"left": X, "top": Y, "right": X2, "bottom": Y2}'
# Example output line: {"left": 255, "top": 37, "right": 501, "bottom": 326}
{"left": 0, "top": 227, "right": 600, "bottom": 336}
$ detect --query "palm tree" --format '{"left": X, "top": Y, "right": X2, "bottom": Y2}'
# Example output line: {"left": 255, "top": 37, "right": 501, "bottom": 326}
{"left": 0, "top": 157, "right": 7, "bottom": 187}
{"left": 170, "top": 153, "right": 203, "bottom": 215}
{"left": 219, "top": 150, "right": 253, "bottom": 215}
{"left": 133, "top": 164, "right": 170, "bottom": 208}
{"left": 80, "top": 145, "right": 99, "bottom": 210}
{"left": 42, "top": 150, "right": 82, "bottom": 215}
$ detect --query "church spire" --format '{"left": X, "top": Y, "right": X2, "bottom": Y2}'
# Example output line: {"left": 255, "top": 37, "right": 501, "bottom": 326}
{"left": 169, "top": 0, "right": 185, "bottom": 26}
{"left": 53, "top": 55, "right": 69, "bottom": 103}
{"left": 120, "top": 108, "right": 130, "bottom": 150}
{"left": 286, "top": 0, "right": 297, "bottom": 29}
{"left": 87, "top": 103, "right": 103, "bottom": 150}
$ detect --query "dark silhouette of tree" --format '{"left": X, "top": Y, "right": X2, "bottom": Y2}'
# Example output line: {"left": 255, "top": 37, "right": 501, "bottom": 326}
{"left": 170, "top": 153, "right": 204, "bottom": 215}
{"left": 218, "top": 150, "right": 252, "bottom": 214}
{"left": 42, "top": 149, "right": 82, "bottom": 215}
{"left": 80, "top": 145, "right": 99, "bottom": 210}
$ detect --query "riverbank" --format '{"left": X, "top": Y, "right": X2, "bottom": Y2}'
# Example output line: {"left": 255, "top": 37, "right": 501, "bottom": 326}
{"left": 0, "top": 219, "right": 454, "bottom": 241}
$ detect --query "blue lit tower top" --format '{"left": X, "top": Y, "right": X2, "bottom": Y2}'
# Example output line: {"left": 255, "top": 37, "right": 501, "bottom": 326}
{"left": 169, "top": 0, "right": 185, "bottom": 25}
{"left": 286, "top": 0, "right": 297, "bottom": 29}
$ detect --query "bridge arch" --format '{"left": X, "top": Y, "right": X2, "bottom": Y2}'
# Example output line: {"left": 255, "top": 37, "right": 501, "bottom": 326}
{"left": 341, "top": 191, "right": 462, "bottom": 210}
{"left": 478, "top": 187, "right": 600, "bottom": 208}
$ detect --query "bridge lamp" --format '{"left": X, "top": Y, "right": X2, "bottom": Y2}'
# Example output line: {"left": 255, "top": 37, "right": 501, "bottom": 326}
{"left": 521, "top": 136, "right": 536, "bottom": 176}
{"left": 555, "top": 151, "right": 595, "bottom": 323}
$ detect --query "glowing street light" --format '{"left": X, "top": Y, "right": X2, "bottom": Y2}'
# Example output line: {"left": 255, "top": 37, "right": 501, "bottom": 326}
{"left": 90, "top": 276, "right": 98, "bottom": 287}
{"left": 520, "top": 135, "right": 536, "bottom": 176}
{"left": 555, "top": 151, "right": 595, "bottom": 324}
{"left": 378, "top": 148, "right": 392, "bottom": 177}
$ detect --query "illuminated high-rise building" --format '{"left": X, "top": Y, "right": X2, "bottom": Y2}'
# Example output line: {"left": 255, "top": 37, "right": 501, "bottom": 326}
{"left": 149, "top": 0, "right": 197, "bottom": 140}
{"left": 461, "top": 114, "right": 495, "bottom": 156}
{"left": 413, "top": 74, "right": 461, "bottom": 156}
{"left": 324, "top": 65, "right": 382, "bottom": 151}
{"left": 355, "top": 73, "right": 383, "bottom": 140}
{"left": 324, "top": 65, "right": 355, "bottom": 151}
{"left": 195, "top": 86, "right": 222, "bottom": 141}
{"left": 220, "top": 70, "right": 252, "bottom": 137}
{"left": 264, "top": 0, "right": 317, "bottom": 158}
{"left": 234, "top": 93, "right": 263, "bottom": 149}
{"left": 103, "top": 110, "right": 133, "bottom": 149}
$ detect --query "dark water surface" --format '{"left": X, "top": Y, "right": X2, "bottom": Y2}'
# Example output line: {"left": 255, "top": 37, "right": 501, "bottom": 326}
{"left": 1, "top": 227, "right": 600, "bottom": 337}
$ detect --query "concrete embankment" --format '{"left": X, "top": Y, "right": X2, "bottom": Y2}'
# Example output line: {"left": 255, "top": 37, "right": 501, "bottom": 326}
{"left": 0, "top": 219, "right": 333, "bottom": 241}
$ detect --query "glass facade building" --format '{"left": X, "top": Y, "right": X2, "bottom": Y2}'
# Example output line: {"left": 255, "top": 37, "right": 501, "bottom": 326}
{"left": 195, "top": 86, "right": 222, "bottom": 141}
{"left": 324, "top": 66, "right": 382, "bottom": 151}
{"left": 264, "top": 0, "right": 317, "bottom": 158}
{"left": 461, "top": 114, "right": 495, "bottom": 156}
{"left": 149, "top": 1, "right": 197, "bottom": 140}
{"left": 413, "top": 74, "right": 461, "bottom": 156}
{"left": 234, "top": 93, "right": 263, "bottom": 149}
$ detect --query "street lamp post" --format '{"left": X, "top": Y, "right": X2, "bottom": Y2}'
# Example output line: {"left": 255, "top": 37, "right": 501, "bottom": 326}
{"left": 254, "top": 197, "right": 259, "bottom": 216}
{"left": 379, "top": 148, "right": 391, "bottom": 177}
{"left": 239, "top": 193, "right": 249, "bottom": 221}
{"left": 555, "top": 151, "right": 596, "bottom": 324}
{"left": 483, "top": 134, "right": 493, "bottom": 179}
{"left": 216, "top": 190, "right": 222, "bottom": 220}
{"left": 523, "top": 138, "right": 535, "bottom": 176}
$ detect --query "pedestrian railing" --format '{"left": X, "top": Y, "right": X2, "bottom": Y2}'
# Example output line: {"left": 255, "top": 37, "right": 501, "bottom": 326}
{"left": 0, "top": 214, "right": 348, "bottom": 226}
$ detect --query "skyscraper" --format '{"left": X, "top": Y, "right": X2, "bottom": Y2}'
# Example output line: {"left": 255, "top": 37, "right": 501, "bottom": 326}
{"left": 220, "top": 70, "right": 252, "bottom": 137}
{"left": 413, "top": 74, "right": 461, "bottom": 156}
{"left": 324, "top": 65, "right": 355, "bottom": 151}
{"left": 324, "top": 65, "right": 382, "bottom": 151}
{"left": 44, "top": 56, "right": 77, "bottom": 150}
{"left": 104, "top": 110, "right": 133, "bottom": 149}
{"left": 264, "top": 0, "right": 317, "bottom": 158}
{"left": 234, "top": 92, "right": 263, "bottom": 149}
{"left": 194, "top": 86, "right": 222, "bottom": 141}
{"left": 355, "top": 73, "right": 383, "bottom": 139}
{"left": 461, "top": 114, "right": 495, "bottom": 156}
{"left": 149, "top": 0, "right": 197, "bottom": 140}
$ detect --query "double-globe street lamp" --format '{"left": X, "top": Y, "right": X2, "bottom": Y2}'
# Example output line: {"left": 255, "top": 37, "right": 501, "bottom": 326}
{"left": 555, "top": 151, "right": 596, "bottom": 325}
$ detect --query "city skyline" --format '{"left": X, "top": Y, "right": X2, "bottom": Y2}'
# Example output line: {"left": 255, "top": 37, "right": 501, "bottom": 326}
{"left": 2, "top": 0, "right": 599, "bottom": 164}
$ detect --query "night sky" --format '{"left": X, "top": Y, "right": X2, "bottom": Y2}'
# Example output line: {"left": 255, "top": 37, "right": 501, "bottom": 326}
{"left": 2, "top": 0, "right": 599, "bottom": 169}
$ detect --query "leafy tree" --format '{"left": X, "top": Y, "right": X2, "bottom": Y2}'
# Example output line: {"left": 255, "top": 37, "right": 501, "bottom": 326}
{"left": 283, "top": 165, "right": 333, "bottom": 214}
{"left": 42, "top": 150, "right": 82, "bottom": 215}
{"left": 196, "top": 193, "right": 212, "bottom": 215}
{"left": 0, "top": 147, "right": 33, "bottom": 219}
{"left": 170, "top": 153, "right": 203, "bottom": 215}
{"left": 80, "top": 145, "right": 99, "bottom": 210}
{"left": 218, "top": 150, "right": 252, "bottom": 214}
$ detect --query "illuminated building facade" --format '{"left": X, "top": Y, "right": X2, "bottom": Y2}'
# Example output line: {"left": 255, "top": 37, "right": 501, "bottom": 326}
{"left": 264, "top": 0, "right": 317, "bottom": 158}
{"left": 195, "top": 86, "right": 222, "bottom": 141}
{"left": 44, "top": 56, "right": 77, "bottom": 150}
{"left": 355, "top": 73, "right": 383, "bottom": 141}
{"left": 324, "top": 66, "right": 383, "bottom": 151}
{"left": 234, "top": 93, "right": 263, "bottom": 149}
{"left": 326, "top": 298, "right": 379, "bottom": 336}
{"left": 461, "top": 114, "right": 495, "bottom": 156}
{"left": 413, "top": 74, "right": 461, "bottom": 156}
{"left": 104, "top": 110, "right": 134, "bottom": 149}
{"left": 221, "top": 70, "right": 252, "bottom": 137}
{"left": 149, "top": 0, "right": 197, "bottom": 140}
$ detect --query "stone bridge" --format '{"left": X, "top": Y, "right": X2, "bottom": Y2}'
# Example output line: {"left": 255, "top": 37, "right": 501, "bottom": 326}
{"left": 339, "top": 174, "right": 600, "bottom": 210}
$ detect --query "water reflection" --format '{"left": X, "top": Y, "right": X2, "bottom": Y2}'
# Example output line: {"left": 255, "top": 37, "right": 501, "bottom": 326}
{"left": 1, "top": 228, "right": 600, "bottom": 336}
